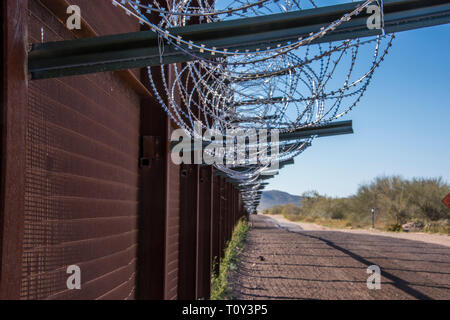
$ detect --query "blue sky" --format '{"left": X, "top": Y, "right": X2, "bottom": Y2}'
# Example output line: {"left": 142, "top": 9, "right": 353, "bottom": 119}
{"left": 268, "top": 24, "right": 450, "bottom": 197}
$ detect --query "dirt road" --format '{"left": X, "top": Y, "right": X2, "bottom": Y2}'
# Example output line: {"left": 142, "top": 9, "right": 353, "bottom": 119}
{"left": 230, "top": 215, "right": 450, "bottom": 300}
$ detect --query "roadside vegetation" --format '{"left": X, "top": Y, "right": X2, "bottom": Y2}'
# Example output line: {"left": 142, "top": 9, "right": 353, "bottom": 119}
{"left": 262, "top": 176, "right": 450, "bottom": 235}
{"left": 211, "top": 218, "right": 250, "bottom": 300}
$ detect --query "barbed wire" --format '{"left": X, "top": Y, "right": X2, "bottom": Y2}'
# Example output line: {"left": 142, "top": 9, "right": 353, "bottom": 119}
{"left": 111, "top": 0, "right": 392, "bottom": 211}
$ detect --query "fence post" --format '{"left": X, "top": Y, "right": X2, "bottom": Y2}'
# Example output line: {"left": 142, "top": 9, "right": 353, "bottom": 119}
{"left": 178, "top": 164, "right": 199, "bottom": 299}
{"left": 197, "top": 166, "right": 213, "bottom": 299}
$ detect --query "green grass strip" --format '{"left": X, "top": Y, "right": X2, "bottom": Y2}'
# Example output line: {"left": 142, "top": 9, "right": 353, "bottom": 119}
{"left": 211, "top": 218, "right": 250, "bottom": 300}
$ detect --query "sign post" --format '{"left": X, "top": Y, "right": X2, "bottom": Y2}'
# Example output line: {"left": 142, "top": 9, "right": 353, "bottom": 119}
{"left": 371, "top": 208, "right": 375, "bottom": 229}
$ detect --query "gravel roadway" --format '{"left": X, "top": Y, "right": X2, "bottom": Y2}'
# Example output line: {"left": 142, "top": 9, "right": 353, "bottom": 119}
{"left": 229, "top": 215, "right": 450, "bottom": 300}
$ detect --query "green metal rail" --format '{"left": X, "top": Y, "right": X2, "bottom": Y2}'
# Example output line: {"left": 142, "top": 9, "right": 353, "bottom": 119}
{"left": 170, "top": 120, "right": 353, "bottom": 152}
{"left": 28, "top": 0, "right": 450, "bottom": 79}
{"left": 278, "top": 120, "right": 353, "bottom": 142}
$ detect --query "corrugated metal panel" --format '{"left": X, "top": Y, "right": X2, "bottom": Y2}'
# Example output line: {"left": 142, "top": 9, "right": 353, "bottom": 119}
{"left": 64, "top": 0, "right": 141, "bottom": 78}
{"left": 21, "top": 0, "right": 140, "bottom": 300}
{"left": 164, "top": 121, "right": 180, "bottom": 300}
{"left": 0, "top": 2, "right": 4, "bottom": 257}
{"left": 66, "top": 0, "right": 139, "bottom": 36}
{"left": 0, "top": 2, "right": 3, "bottom": 205}
{"left": 218, "top": 178, "right": 225, "bottom": 259}
{"left": 211, "top": 175, "right": 221, "bottom": 274}
{"left": 178, "top": 164, "right": 199, "bottom": 299}
{"left": 197, "top": 166, "right": 212, "bottom": 299}
{"left": 137, "top": 89, "right": 167, "bottom": 299}
{"left": 0, "top": 0, "right": 28, "bottom": 300}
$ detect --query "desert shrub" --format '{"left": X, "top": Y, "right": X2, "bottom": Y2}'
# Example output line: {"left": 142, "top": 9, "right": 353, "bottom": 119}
{"left": 423, "top": 220, "right": 450, "bottom": 234}
{"left": 387, "top": 223, "right": 402, "bottom": 232}
{"left": 267, "top": 205, "right": 284, "bottom": 215}
{"left": 331, "top": 211, "right": 345, "bottom": 220}
{"left": 281, "top": 204, "right": 301, "bottom": 216}
{"left": 265, "top": 176, "right": 449, "bottom": 234}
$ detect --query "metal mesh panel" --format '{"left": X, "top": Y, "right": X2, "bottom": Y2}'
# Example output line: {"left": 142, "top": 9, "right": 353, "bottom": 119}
{"left": 21, "top": 0, "right": 140, "bottom": 300}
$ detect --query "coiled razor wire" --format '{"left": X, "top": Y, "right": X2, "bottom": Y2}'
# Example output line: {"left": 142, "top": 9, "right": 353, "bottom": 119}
{"left": 111, "top": 0, "right": 393, "bottom": 211}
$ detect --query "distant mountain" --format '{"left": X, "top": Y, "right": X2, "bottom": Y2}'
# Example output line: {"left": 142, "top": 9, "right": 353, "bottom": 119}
{"left": 257, "top": 190, "right": 301, "bottom": 211}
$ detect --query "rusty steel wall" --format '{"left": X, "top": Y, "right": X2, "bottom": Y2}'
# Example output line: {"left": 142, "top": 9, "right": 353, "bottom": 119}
{"left": 197, "top": 166, "right": 213, "bottom": 299}
{"left": 177, "top": 166, "right": 247, "bottom": 299}
{"left": 0, "top": 0, "right": 248, "bottom": 301}
{"left": 162, "top": 64, "right": 182, "bottom": 301}
{"left": 178, "top": 164, "right": 199, "bottom": 299}
{"left": 213, "top": 179, "right": 247, "bottom": 271}
{"left": 137, "top": 66, "right": 168, "bottom": 299}
{"left": 219, "top": 178, "right": 226, "bottom": 259}
{"left": 136, "top": 61, "right": 183, "bottom": 300}
{"left": 211, "top": 175, "right": 221, "bottom": 274}
{"left": 21, "top": 0, "right": 141, "bottom": 300}
{"left": 164, "top": 121, "right": 181, "bottom": 300}
{"left": 0, "top": 0, "right": 28, "bottom": 300}
{"left": 0, "top": 2, "right": 3, "bottom": 208}
{"left": 0, "top": 2, "right": 4, "bottom": 260}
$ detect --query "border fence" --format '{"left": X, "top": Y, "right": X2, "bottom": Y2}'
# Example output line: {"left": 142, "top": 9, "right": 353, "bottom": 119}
{"left": 1, "top": 0, "right": 247, "bottom": 300}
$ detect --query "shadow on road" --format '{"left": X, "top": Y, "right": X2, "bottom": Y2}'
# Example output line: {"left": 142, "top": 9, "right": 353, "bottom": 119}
{"left": 230, "top": 215, "right": 450, "bottom": 300}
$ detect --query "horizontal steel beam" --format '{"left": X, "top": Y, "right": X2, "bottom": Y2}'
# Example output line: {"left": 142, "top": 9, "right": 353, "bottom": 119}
{"left": 172, "top": 120, "right": 352, "bottom": 152}
{"left": 28, "top": 0, "right": 450, "bottom": 79}
{"left": 237, "top": 184, "right": 269, "bottom": 190}
{"left": 233, "top": 97, "right": 285, "bottom": 107}
{"left": 229, "top": 158, "right": 294, "bottom": 172}
{"left": 279, "top": 120, "right": 353, "bottom": 141}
